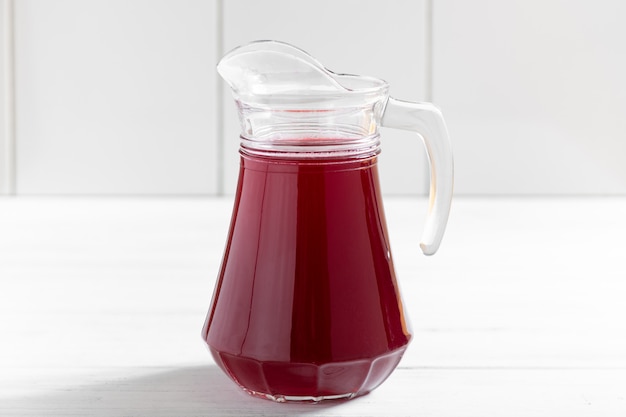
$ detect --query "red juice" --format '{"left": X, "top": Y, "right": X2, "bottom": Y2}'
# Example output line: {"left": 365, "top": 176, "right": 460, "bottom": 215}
{"left": 202, "top": 149, "right": 411, "bottom": 401}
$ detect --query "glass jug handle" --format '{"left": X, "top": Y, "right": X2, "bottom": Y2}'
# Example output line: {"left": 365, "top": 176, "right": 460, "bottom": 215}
{"left": 381, "top": 97, "right": 454, "bottom": 256}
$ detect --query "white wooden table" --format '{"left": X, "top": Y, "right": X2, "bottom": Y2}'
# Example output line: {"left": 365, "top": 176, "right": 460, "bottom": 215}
{"left": 1, "top": 197, "right": 625, "bottom": 416}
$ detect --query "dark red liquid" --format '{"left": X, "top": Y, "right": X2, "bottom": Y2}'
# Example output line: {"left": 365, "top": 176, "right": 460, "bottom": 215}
{"left": 202, "top": 150, "right": 411, "bottom": 401}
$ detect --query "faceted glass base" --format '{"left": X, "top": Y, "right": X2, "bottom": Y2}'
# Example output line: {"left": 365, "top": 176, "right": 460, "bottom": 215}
{"left": 210, "top": 346, "right": 408, "bottom": 402}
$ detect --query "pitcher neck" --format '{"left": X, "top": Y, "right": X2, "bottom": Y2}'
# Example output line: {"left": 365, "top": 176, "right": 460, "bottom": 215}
{"left": 236, "top": 100, "right": 385, "bottom": 159}
{"left": 240, "top": 134, "right": 380, "bottom": 159}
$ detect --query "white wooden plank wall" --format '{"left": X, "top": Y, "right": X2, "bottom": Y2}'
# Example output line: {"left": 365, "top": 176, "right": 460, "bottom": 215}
{"left": 433, "top": 0, "right": 626, "bottom": 195}
{"left": 12, "top": 0, "right": 219, "bottom": 195}
{"left": 0, "top": 0, "right": 625, "bottom": 196}
{"left": 0, "top": 0, "right": 12, "bottom": 194}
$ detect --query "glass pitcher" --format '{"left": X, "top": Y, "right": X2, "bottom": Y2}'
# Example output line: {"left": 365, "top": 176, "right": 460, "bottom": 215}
{"left": 202, "top": 41, "right": 453, "bottom": 403}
